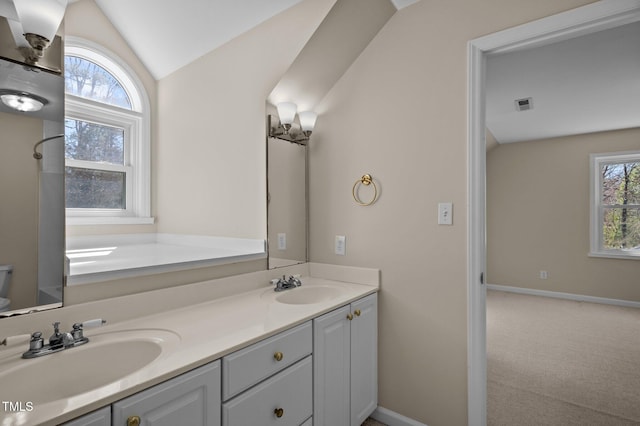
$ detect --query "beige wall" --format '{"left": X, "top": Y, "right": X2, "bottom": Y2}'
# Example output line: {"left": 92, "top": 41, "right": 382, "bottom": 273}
{"left": 0, "top": 112, "right": 42, "bottom": 309}
{"left": 308, "top": 0, "right": 595, "bottom": 424}
{"left": 65, "top": 0, "right": 158, "bottom": 237}
{"left": 155, "top": 0, "right": 335, "bottom": 240}
{"left": 487, "top": 128, "right": 640, "bottom": 302}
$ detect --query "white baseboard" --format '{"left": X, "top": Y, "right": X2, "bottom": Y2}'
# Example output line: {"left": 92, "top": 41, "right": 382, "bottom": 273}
{"left": 487, "top": 284, "right": 640, "bottom": 309}
{"left": 371, "top": 406, "right": 428, "bottom": 426}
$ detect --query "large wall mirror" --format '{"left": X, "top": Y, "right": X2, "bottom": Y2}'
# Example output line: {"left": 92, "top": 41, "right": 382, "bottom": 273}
{"left": 0, "top": 15, "right": 65, "bottom": 316}
{"left": 267, "top": 120, "right": 308, "bottom": 269}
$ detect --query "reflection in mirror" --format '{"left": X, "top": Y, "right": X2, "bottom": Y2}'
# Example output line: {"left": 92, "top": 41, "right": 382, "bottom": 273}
{"left": 267, "top": 117, "right": 307, "bottom": 269}
{"left": 0, "top": 17, "right": 65, "bottom": 316}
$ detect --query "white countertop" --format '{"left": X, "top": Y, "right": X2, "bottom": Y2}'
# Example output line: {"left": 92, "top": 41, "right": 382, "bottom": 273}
{"left": 0, "top": 265, "right": 378, "bottom": 426}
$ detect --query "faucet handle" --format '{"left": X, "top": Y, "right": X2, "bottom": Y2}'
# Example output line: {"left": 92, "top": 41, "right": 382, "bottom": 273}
{"left": 71, "top": 319, "right": 104, "bottom": 345}
{"left": 29, "top": 332, "right": 44, "bottom": 351}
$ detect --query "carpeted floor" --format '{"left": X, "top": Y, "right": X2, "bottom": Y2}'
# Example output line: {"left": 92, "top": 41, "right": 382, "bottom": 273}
{"left": 487, "top": 290, "right": 640, "bottom": 425}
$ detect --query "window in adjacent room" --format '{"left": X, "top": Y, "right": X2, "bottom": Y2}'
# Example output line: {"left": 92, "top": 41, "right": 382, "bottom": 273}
{"left": 64, "top": 37, "right": 151, "bottom": 225}
{"left": 590, "top": 151, "right": 640, "bottom": 258}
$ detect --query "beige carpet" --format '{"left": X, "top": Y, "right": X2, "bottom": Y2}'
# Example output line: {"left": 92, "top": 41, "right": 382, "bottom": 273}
{"left": 487, "top": 290, "right": 640, "bottom": 425}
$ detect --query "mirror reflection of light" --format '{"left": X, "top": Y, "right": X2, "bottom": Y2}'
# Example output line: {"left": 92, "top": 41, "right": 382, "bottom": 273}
{"left": 66, "top": 247, "right": 117, "bottom": 259}
{"left": 69, "top": 260, "right": 97, "bottom": 266}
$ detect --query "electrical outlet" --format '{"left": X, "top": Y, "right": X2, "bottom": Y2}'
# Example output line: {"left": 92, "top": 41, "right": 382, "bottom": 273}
{"left": 277, "top": 233, "right": 286, "bottom": 250}
{"left": 335, "top": 235, "right": 346, "bottom": 256}
{"left": 539, "top": 270, "right": 548, "bottom": 279}
{"left": 438, "top": 202, "right": 453, "bottom": 225}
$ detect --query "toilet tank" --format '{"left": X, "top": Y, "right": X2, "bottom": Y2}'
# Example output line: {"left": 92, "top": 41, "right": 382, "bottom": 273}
{"left": 0, "top": 265, "right": 12, "bottom": 298}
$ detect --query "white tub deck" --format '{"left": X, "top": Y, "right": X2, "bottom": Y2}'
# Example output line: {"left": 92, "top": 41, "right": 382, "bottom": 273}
{"left": 66, "top": 234, "right": 266, "bottom": 285}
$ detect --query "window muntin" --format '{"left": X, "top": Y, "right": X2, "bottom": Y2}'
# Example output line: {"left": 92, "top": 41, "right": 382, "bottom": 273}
{"left": 64, "top": 37, "right": 151, "bottom": 224}
{"left": 591, "top": 152, "right": 640, "bottom": 258}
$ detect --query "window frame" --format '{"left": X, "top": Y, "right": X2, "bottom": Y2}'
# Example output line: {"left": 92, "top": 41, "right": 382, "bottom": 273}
{"left": 64, "top": 37, "right": 152, "bottom": 225}
{"left": 590, "top": 150, "right": 640, "bottom": 260}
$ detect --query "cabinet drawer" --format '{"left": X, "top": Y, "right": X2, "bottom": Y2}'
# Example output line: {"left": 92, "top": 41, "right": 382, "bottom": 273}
{"left": 222, "top": 356, "right": 312, "bottom": 426}
{"left": 222, "top": 321, "right": 312, "bottom": 400}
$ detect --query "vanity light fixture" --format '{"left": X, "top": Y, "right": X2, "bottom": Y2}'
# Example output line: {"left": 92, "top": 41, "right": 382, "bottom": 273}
{"left": 269, "top": 102, "right": 318, "bottom": 145}
{"left": 12, "top": 0, "right": 68, "bottom": 65}
{"left": 0, "top": 90, "right": 48, "bottom": 112}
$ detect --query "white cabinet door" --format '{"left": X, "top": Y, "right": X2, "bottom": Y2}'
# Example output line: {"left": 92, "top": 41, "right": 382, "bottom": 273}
{"left": 61, "top": 406, "right": 110, "bottom": 426}
{"left": 350, "top": 293, "right": 378, "bottom": 426}
{"left": 313, "top": 294, "right": 378, "bottom": 426}
{"left": 313, "top": 304, "right": 352, "bottom": 426}
{"left": 112, "top": 360, "right": 221, "bottom": 426}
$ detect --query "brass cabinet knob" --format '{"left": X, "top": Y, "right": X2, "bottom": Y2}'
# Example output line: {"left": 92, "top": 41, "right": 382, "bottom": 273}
{"left": 347, "top": 313, "right": 353, "bottom": 321}
{"left": 127, "top": 416, "right": 141, "bottom": 426}
{"left": 354, "top": 309, "right": 361, "bottom": 317}
{"left": 274, "top": 351, "right": 284, "bottom": 361}
{"left": 274, "top": 407, "right": 284, "bottom": 418}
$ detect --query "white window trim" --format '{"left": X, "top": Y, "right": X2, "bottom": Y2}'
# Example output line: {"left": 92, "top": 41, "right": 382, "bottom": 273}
{"left": 65, "top": 37, "right": 152, "bottom": 226}
{"left": 590, "top": 150, "right": 640, "bottom": 260}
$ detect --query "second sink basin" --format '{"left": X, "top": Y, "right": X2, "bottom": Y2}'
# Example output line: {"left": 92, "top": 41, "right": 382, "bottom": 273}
{"left": 275, "top": 285, "right": 345, "bottom": 305}
{"left": 0, "top": 329, "right": 180, "bottom": 404}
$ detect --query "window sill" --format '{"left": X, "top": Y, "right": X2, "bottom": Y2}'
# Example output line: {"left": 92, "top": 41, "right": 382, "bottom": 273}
{"left": 588, "top": 251, "right": 640, "bottom": 261}
{"left": 66, "top": 216, "right": 156, "bottom": 226}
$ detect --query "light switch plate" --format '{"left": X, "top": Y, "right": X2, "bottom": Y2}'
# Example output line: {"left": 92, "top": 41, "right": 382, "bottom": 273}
{"left": 335, "top": 235, "right": 346, "bottom": 255}
{"left": 277, "top": 233, "right": 286, "bottom": 250}
{"left": 438, "top": 202, "right": 453, "bottom": 225}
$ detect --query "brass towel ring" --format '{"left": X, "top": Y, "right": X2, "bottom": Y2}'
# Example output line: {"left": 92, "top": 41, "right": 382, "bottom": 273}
{"left": 352, "top": 174, "right": 378, "bottom": 206}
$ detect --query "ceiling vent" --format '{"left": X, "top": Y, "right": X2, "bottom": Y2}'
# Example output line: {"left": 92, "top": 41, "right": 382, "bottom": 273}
{"left": 514, "top": 97, "right": 533, "bottom": 111}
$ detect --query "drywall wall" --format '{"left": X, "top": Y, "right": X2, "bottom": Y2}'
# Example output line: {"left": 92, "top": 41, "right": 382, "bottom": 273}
{"left": 155, "top": 0, "right": 335, "bottom": 239}
{"left": 308, "top": 0, "right": 596, "bottom": 424}
{"left": 487, "top": 127, "right": 640, "bottom": 302}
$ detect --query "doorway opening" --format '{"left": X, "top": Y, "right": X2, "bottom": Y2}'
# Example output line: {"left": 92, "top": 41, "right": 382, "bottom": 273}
{"left": 467, "top": 2, "right": 640, "bottom": 424}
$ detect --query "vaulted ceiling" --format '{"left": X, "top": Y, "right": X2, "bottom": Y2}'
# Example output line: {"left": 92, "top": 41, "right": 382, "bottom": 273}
{"left": 94, "top": 0, "right": 417, "bottom": 80}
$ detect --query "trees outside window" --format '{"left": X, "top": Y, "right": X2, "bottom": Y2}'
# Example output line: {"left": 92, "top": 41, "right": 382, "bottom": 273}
{"left": 591, "top": 152, "right": 640, "bottom": 258}
{"left": 64, "top": 38, "right": 151, "bottom": 225}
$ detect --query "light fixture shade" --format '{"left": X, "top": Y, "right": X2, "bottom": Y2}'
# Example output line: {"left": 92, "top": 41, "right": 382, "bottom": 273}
{"left": 1, "top": 91, "right": 47, "bottom": 112}
{"left": 276, "top": 102, "right": 297, "bottom": 125}
{"left": 13, "top": 0, "right": 68, "bottom": 42}
{"left": 298, "top": 111, "right": 318, "bottom": 133}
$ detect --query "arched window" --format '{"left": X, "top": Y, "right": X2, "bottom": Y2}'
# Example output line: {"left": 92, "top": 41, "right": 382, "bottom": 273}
{"left": 64, "top": 37, "right": 151, "bottom": 224}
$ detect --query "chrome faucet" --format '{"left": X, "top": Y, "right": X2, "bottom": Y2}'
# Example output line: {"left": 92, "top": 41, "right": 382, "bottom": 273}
{"left": 272, "top": 275, "right": 302, "bottom": 292}
{"left": 48, "top": 322, "right": 74, "bottom": 349}
{"left": 22, "top": 319, "right": 105, "bottom": 359}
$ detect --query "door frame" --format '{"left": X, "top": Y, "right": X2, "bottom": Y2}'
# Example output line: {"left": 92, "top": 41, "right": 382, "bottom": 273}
{"left": 466, "top": 1, "right": 640, "bottom": 424}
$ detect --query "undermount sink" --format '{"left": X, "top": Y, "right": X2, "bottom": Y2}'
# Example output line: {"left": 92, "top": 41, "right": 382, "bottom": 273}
{"left": 275, "top": 285, "right": 345, "bottom": 305}
{"left": 0, "top": 329, "right": 180, "bottom": 404}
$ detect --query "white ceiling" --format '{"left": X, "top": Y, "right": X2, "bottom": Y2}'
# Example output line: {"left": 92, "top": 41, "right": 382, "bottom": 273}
{"left": 486, "top": 20, "right": 640, "bottom": 144}
{"left": 94, "top": 0, "right": 310, "bottom": 80}
{"left": 93, "top": 0, "right": 415, "bottom": 81}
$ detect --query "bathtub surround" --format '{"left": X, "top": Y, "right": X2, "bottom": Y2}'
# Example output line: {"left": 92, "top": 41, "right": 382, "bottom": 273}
{"left": 66, "top": 233, "right": 266, "bottom": 285}
{"left": 487, "top": 290, "right": 640, "bottom": 424}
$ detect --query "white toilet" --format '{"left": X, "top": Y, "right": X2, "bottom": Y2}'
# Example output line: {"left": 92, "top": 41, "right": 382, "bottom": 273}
{"left": 0, "top": 264, "right": 13, "bottom": 312}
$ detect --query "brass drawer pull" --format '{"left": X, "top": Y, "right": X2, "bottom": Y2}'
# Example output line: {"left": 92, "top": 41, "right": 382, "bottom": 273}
{"left": 354, "top": 309, "right": 361, "bottom": 317}
{"left": 274, "top": 351, "right": 284, "bottom": 361}
{"left": 127, "top": 416, "right": 141, "bottom": 426}
{"left": 274, "top": 407, "right": 284, "bottom": 418}
{"left": 347, "top": 313, "right": 353, "bottom": 321}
